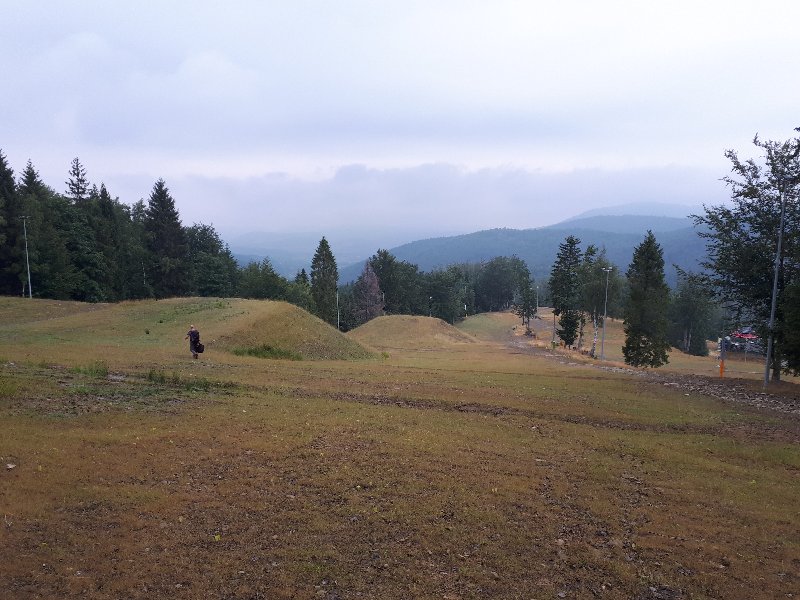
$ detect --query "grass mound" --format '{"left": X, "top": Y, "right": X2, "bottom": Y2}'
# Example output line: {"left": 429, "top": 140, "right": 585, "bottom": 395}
{"left": 348, "top": 315, "right": 477, "bottom": 351}
{"left": 215, "top": 300, "right": 374, "bottom": 361}
{"left": 0, "top": 296, "right": 374, "bottom": 365}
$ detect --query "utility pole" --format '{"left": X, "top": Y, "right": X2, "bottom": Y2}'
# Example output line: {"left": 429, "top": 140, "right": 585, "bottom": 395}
{"left": 20, "top": 216, "right": 33, "bottom": 298}
{"left": 600, "top": 267, "right": 612, "bottom": 360}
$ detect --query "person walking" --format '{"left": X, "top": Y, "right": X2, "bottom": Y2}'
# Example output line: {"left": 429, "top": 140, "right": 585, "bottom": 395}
{"left": 185, "top": 325, "right": 201, "bottom": 359}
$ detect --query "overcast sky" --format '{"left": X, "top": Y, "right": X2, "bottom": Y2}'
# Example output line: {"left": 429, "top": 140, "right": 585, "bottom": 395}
{"left": 2, "top": 1, "right": 798, "bottom": 245}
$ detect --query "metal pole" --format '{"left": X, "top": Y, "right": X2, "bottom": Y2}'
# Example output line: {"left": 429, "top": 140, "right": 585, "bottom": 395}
{"left": 21, "top": 216, "right": 32, "bottom": 298}
{"left": 764, "top": 186, "right": 787, "bottom": 387}
{"left": 600, "top": 267, "right": 611, "bottom": 360}
{"left": 336, "top": 290, "right": 340, "bottom": 331}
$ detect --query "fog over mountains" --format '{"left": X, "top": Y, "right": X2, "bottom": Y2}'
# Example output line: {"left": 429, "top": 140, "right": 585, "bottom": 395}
{"left": 230, "top": 202, "right": 710, "bottom": 286}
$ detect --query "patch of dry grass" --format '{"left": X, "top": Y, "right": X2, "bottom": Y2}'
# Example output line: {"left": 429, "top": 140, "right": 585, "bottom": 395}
{"left": 1, "top": 298, "right": 798, "bottom": 599}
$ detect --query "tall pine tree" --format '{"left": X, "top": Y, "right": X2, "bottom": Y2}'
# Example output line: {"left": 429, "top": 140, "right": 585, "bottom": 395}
{"left": 65, "top": 157, "right": 89, "bottom": 203}
{"left": 549, "top": 235, "right": 583, "bottom": 346}
{"left": 18, "top": 161, "right": 77, "bottom": 299}
{"left": 0, "top": 150, "right": 21, "bottom": 294}
{"left": 310, "top": 237, "right": 339, "bottom": 326}
{"left": 623, "top": 231, "right": 671, "bottom": 367}
{"left": 144, "top": 179, "right": 189, "bottom": 298}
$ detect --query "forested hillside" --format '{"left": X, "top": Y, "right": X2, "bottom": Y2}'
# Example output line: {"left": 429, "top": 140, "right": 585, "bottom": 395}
{"left": 339, "top": 219, "right": 707, "bottom": 285}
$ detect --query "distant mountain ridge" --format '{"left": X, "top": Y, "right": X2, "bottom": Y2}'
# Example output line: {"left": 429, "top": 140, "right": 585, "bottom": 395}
{"left": 228, "top": 202, "right": 711, "bottom": 286}
{"left": 566, "top": 202, "right": 704, "bottom": 220}
{"left": 338, "top": 211, "right": 708, "bottom": 286}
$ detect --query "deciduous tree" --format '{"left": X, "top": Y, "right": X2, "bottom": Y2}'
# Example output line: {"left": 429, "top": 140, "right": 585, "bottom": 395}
{"left": 694, "top": 131, "right": 800, "bottom": 379}
{"left": 353, "top": 262, "right": 382, "bottom": 326}
{"left": 668, "top": 269, "right": 715, "bottom": 356}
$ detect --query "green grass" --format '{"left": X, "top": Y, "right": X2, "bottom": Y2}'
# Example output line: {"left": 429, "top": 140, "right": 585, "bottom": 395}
{"left": 68, "top": 360, "right": 109, "bottom": 378}
{"left": 232, "top": 344, "right": 303, "bottom": 360}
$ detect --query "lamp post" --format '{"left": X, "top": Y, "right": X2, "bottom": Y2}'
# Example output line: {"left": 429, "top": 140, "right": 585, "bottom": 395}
{"left": 600, "top": 267, "right": 612, "bottom": 360}
{"left": 764, "top": 179, "right": 788, "bottom": 387}
{"left": 20, "top": 216, "right": 32, "bottom": 299}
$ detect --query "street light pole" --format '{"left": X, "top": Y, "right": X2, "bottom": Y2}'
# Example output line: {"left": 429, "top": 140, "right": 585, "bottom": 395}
{"left": 20, "top": 215, "right": 32, "bottom": 298}
{"left": 764, "top": 182, "right": 788, "bottom": 387}
{"left": 600, "top": 267, "right": 612, "bottom": 361}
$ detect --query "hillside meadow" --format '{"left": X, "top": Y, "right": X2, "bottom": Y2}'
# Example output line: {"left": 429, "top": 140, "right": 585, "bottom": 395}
{"left": 1, "top": 297, "right": 798, "bottom": 599}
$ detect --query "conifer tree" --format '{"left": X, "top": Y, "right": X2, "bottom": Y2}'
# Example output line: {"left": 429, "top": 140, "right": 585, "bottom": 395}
{"left": 0, "top": 151, "right": 11, "bottom": 249}
{"left": 310, "top": 237, "right": 339, "bottom": 326}
{"left": 623, "top": 231, "right": 671, "bottom": 367}
{"left": 549, "top": 235, "right": 583, "bottom": 346}
{"left": 65, "top": 157, "right": 89, "bottom": 203}
{"left": 144, "top": 179, "right": 189, "bottom": 298}
{"left": 0, "top": 150, "right": 20, "bottom": 294}
{"left": 18, "top": 161, "right": 77, "bottom": 299}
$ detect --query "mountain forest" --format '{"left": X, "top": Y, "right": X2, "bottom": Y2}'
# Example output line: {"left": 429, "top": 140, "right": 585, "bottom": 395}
{"left": 1, "top": 130, "right": 799, "bottom": 377}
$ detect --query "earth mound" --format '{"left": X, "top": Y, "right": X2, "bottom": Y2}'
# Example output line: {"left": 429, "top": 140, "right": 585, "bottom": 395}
{"left": 347, "top": 315, "right": 477, "bottom": 351}
{"left": 214, "top": 300, "right": 374, "bottom": 360}
{"left": 0, "top": 297, "right": 374, "bottom": 362}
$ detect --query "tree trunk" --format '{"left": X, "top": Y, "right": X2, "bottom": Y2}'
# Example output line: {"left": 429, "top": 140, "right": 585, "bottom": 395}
{"left": 772, "top": 348, "right": 782, "bottom": 381}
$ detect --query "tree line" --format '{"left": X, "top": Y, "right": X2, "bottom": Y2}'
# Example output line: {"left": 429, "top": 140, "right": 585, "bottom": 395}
{"left": 544, "top": 130, "right": 800, "bottom": 378}
{"left": 2, "top": 130, "right": 798, "bottom": 379}
{"left": 0, "top": 153, "right": 535, "bottom": 328}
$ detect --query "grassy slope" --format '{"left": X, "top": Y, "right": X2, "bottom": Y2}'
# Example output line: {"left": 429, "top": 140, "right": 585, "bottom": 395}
{"left": 1, "top": 298, "right": 798, "bottom": 599}
{"left": 0, "top": 297, "right": 373, "bottom": 367}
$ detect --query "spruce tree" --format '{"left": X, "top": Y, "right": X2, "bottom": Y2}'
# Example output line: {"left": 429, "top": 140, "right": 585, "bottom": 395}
{"left": 623, "top": 231, "right": 671, "bottom": 367}
{"left": 18, "top": 161, "right": 77, "bottom": 299}
{"left": 0, "top": 150, "right": 20, "bottom": 294}
{"left": 0, "top": 150, "right": 11, "bottom": 249}
{"left": 549, "top": 235, "right": 583, "bottom": 346}
{"left": 144, "top": 179, "right": 189, "bottom": 298}
{"left": 310, "top": 237, "right": 339, "bottom": 326}
{"left": 65, "top": 157, "right": 89, "bottom": 203}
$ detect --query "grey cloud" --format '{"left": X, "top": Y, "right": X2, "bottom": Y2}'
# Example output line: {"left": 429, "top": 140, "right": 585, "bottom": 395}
{"left": 161, "top": 163, "right": 729, "bottom": 244}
